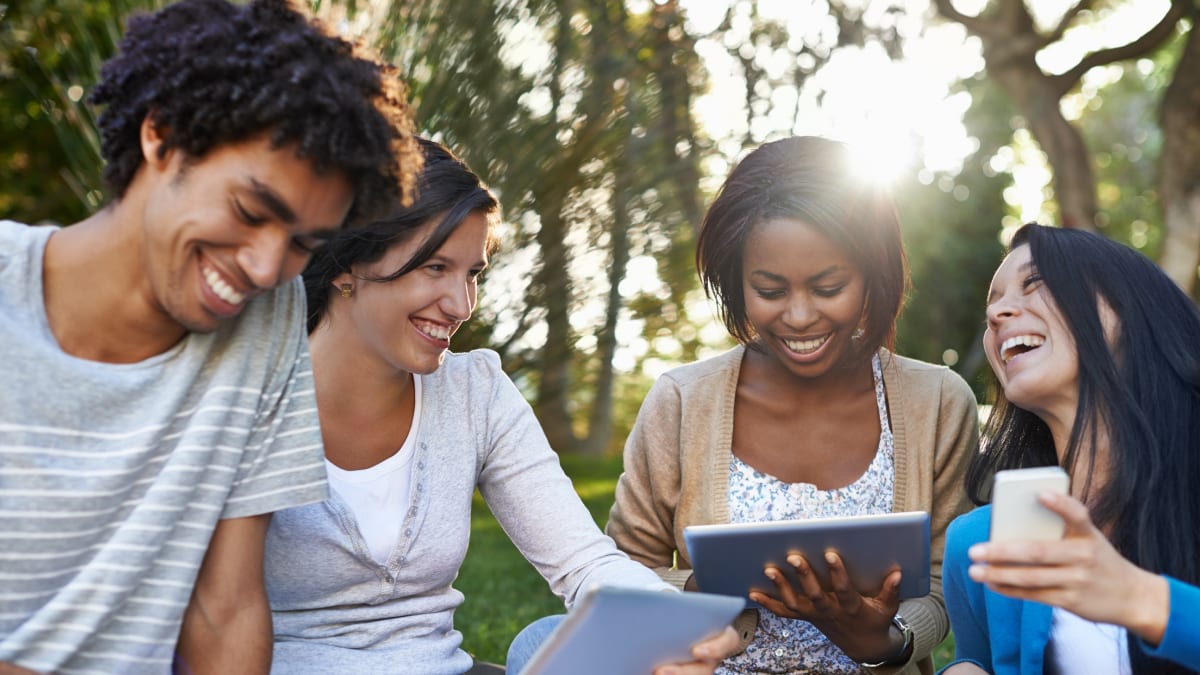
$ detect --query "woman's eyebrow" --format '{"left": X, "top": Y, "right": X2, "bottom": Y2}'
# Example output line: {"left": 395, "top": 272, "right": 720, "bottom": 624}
{"left": 748, "top": 265, "right": 846, "bottom": 284}
{"left": 985, "top": 261, "right": 1035, "bottom": 304}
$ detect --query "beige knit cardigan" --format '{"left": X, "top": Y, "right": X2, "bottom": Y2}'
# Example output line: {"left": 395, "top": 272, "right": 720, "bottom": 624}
{"left": 606, "top": 346, "right": 979, "bottom": 675}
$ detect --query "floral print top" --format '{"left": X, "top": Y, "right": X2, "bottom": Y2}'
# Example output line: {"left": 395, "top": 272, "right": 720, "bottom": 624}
{"left": 717, "top": 353, "right": 895, "bottom": 675}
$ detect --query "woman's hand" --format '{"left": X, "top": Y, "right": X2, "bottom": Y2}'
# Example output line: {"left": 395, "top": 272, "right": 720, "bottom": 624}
{"left": 967, "top": 491, "right": 1171, "bottom": 645}
{"left": 652, "top": 626, "right": 739, "bottom": 675}
{"left": 749, "top": 551, "right": 904, "bottom": 663}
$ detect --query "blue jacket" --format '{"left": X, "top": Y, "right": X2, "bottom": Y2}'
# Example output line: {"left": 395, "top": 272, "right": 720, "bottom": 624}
{"left": 941, "top": 506, "right": 1200, "bottom": 673}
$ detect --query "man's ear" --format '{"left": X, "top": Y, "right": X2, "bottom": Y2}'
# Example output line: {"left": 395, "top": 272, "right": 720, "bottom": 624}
{"left": 139, "top": 114, "right": 172, "bottom": 170}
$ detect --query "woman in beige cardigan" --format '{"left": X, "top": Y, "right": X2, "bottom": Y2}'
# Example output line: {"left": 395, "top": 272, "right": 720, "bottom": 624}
{"left": 607, "top": 137, "right": 979, "bottom": 675}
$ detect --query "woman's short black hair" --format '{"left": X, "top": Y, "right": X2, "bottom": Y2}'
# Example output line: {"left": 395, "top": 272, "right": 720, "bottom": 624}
{"left": 303, "top": 137, "right": 499, "bottom": 333}
{"left": 969, "top": 223, "right": 1200, "bottom": 675}
{"left": 695, "top": 136, "right": 908, "bottom": 355}
{"left": 90, "top": 0, "right": 418, "bottom": 226}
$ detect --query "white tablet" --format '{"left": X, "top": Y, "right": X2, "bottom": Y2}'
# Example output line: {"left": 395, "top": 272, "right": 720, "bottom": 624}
{"left": 521, "top": 586, "right": 745, "bottom": 675}
{"left": 683, "top": 511, "right": 931, "bottom": 602}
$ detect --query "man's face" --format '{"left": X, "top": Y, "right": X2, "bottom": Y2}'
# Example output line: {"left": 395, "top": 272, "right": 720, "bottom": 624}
{"left": 138, "top": 128, "right": 353, "bottom": 334}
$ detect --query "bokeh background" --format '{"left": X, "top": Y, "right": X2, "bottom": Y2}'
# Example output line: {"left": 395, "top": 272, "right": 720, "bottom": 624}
{"left": 3, "top": 0, "right": 1197, "bottom": 664}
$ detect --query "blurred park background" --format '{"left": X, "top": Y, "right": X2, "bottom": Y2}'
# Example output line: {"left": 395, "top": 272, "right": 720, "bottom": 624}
{"left": 3, "top": 0, "right": 1198, "bottom": 665}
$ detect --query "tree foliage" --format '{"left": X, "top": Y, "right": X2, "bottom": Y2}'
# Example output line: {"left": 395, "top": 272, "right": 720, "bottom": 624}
{"left": 1159, "top": 17, "right": 1200, "bottom": 298}
{"left": 5, "top": 0, "right": 1198, "bottom": 458}
{"left": 279, "top": 0, "right": 721, "bottom": 454}
{"left": 933, "top": 0, "right": 1200, "bottom": 294}
{"left": 933, "top": 0, "right": 1187, "bottom": 231}
{"left": 0, "top": 0, "right": 161, "bottom": 224}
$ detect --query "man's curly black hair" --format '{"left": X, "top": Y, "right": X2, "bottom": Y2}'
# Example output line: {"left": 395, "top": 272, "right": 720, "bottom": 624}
{"left": 90, "top": 0, "right": 419, "bottom": 226}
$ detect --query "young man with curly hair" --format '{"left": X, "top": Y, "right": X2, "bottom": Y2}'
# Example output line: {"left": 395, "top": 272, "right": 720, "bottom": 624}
{"left": 0, "top": 1, "right": 418, "bottom": 673}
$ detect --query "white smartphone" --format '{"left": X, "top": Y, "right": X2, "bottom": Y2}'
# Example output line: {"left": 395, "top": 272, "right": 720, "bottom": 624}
{"left": 989, "top": 466, "right": 1070, "bottom": 543}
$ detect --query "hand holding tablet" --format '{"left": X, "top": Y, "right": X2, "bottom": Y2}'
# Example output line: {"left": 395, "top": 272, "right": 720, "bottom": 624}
{"left": 521, "top": 586, "right": 745, "bottom": 675}
{"left": 683, "top": 511, "right": 932, "bottom": 602}
{"left": 683, "top": 512, "right": 931, "bottom": 666}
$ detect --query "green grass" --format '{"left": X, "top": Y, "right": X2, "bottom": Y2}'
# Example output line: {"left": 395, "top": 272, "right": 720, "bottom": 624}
{"left": 456, "top": 453, "right": 956, "bottom": 667}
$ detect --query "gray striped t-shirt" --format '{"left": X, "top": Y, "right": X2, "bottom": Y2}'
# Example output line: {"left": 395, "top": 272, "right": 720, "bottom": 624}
{"left": 0, "top": 221, "right": 329, "bottom": 674}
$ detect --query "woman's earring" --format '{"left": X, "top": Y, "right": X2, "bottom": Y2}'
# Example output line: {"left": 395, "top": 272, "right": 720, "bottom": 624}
{"left": 339, "top": 283, "right": 354, "bottom": 298}
{"left": 852, "top": 327, "right": 865, "bottom": 341}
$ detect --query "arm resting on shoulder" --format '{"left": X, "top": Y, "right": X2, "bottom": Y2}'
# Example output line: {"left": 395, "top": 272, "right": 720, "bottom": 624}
{"left": 175, "top": 514, "right": 273, "bottom": 675}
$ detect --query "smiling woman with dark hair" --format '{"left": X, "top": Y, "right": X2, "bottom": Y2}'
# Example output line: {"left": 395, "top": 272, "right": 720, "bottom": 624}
{"left": 942, "top": 223, "right": 1200, "bottom": 675}
{"left": 606, "top": 136, "right": 979, "bottom": 674}
{"left": 263, "top": 138, "right": 738, "bottom": 675}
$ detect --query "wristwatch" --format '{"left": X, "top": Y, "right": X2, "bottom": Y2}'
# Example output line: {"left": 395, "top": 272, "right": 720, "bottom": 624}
{"left": 859, "top": 614, "right": 914, "bottom": 668}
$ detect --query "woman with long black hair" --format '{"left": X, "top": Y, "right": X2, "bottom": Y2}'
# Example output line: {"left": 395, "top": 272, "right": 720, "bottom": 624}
{"left": 942, "top": 223, "right": 1200, "bottom": 674}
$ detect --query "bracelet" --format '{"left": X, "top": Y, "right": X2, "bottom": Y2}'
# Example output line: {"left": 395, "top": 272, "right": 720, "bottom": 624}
{"left": 859, "top": 614, "right": 914, "bottom": 668}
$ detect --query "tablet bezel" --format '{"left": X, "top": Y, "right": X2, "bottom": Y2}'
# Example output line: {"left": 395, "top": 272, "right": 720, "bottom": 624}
{"left": 683, "top": 511, "right": 931, "bottom": 602}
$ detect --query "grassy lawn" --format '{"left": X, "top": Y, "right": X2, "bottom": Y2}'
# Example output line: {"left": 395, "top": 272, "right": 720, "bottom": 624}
{"left": 455, "top": 453, "right": 955, "bottom": 667}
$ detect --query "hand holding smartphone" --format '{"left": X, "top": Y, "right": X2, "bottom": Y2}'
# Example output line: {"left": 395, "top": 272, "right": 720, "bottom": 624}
{"left": 989, "top": 466, "right": 1070, "bottom": 543}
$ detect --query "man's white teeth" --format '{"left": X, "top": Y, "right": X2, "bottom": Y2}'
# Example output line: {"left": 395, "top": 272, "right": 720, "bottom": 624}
{"left": 418, "top": 323, "right": 450, "bottom": 341}
{"left": 1000, "top": 334, "right": 1045, "bottom": 362}
{"left": 203, "top": 267, "right": 246, "bottom": 305}
{"left": 784, "top": 334, "right": 829, "bottom": 354}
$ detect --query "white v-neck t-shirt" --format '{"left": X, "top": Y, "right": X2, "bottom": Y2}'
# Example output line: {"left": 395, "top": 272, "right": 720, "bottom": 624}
{"left": 325, "top": 374, "right": 423, "bottom": 564}
{"left": 1048, "top": 607, "right": 1131, "bottom": 675}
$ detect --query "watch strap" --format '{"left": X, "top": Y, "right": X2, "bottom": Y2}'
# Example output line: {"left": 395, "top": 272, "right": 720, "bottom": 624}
{"left": 858, "top": 614, "right": 914, "bottom": 668}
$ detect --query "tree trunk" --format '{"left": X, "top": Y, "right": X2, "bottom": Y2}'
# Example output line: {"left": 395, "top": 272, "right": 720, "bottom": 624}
{"left": 579, "top": 2, "right": 638, "bottom": 456}
{"left": 985, "top": 47, "right": 1099, "bottom": 230}
{"left": 935, "top": 0, "right": 1187, "bottom": 233}
{"left": 1018, "top": 83, "right": 1098, "bottom": 231}
{"left": 533, "top": 1, "right": 581, "bottom": 452}
{"left": 533, "top": 202, "right": 580, "bottom": 452}
{"left": 654, "top": 0, "right": 703, "bottom": 231}
{"left": 1159, "top": 20, "right": 1200, "bottom": 296}
{"left": 582, "top": 132, "right": 632, "bottom": 456}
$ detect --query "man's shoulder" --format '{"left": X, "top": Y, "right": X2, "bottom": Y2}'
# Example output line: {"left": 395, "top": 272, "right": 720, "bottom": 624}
{"left": 0, "top": 221, "right": 56, "bottom": 347}
{"left": 231, "top": 277, "right": 306, "bottom": 332}
{"left": 211, "top": 277, "right": 306, "bottom": 358}
{"left": 126, "top": 278, "right": 311, "bottom": 412}
{"left": 0, "top": 220, "right": 53, "bottom": 272}
{"left": 0, "top": 218, "right": 54, "bottom": 240}
{"left": 0, "top": 219, "right": 45, "bottom": 233}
